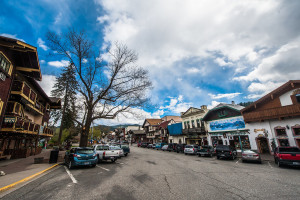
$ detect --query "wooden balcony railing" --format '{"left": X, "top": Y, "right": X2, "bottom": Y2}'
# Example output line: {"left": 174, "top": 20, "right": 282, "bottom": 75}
{"left": 1, "top": 116, "right": 40, "bottom": 135}
{"left": 242, "top": 104, "right": 300, "bottom": 123}
{"left": 11, "top": 80, "right": 37, "bottom": 105}
{"left": 182, "top": 127, "right": 206, "bottom": 135}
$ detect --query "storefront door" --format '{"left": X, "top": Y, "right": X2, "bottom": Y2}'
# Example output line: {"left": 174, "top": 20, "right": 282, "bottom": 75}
{"left": 257, "top": 137, "right": 270, "bottom": 154}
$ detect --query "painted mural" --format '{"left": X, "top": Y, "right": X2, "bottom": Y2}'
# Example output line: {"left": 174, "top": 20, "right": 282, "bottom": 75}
{"left": 209, "top": 117, "right": 245, "bottom": 132}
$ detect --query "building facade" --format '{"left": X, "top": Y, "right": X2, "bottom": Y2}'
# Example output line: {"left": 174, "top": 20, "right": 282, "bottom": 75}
{"left": 203, "top": 102, "right": 250, "bottom": 152}
{"left": 241, "top": 80, "right": 300, "bottom": 154}
{"left": 181, "top": 105, "right": 208, "bottom": 145}
{"left": 142, "top": 119, "right": 162, "bottom": 143}
{"left": 168, "top": 123, "right": 184, "bottom": 144}
{"left": 0, "top": 36, "right": 61, "bottom": 159}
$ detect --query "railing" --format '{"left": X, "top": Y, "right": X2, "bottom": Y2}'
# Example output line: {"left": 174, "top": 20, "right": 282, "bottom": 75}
{"left": 1, "top": 115, "right": 41, "bottom": 134}
{"left": 182, "top": 127, "right": 206, "bottom": 135}
{"left": 11, "top": 80, "right": 37, "bottom": 105}
{"left": 42, "top": 127, "right": 54, "bottom": 136}
{"left": 243, "top": 104, "right": 300, "bottom": 122}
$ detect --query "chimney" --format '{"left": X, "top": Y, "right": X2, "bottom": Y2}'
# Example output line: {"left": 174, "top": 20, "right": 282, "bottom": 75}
{"left": 231, "top": 101, "right": 235, "bottom": 105}
{"left": 201, "top": 105, "right": 207, "bottom": 110}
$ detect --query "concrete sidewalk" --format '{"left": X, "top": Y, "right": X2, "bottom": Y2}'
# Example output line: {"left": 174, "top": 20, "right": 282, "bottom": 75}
{"left": 0, "top": 149, "right": 65, "bottom": 189}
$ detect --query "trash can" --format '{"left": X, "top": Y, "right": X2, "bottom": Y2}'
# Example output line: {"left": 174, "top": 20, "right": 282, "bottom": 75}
{"left": 49, "top": 150, "right": 59, "bottom": 163}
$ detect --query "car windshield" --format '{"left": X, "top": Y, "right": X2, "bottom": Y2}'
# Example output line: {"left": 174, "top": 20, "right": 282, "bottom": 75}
{"left": 110, "top": 146, "right": 121, "bottom": 150}
{"left": 96, "top": 146, "right": 109, "bottom": 150}
{"left": 76, "top": 149, "right": 94, "bottom": 154}
{"left": 185, "top": 145, "right": 193, "bottom": 148}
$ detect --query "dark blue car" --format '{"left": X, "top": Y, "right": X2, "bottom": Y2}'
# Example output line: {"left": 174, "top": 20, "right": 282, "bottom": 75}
{"left": 64, "top": 147, "right": 98, "bottom": 169}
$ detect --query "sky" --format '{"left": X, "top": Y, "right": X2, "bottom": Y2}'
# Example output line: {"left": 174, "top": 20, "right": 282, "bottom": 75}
{"left": 1, "top": 0, "right": 300, "bottom": 125}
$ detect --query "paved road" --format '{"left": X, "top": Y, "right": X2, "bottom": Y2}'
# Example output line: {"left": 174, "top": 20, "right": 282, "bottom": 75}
{"left": 2, "top": 146, "right": 300, "bottom": 200}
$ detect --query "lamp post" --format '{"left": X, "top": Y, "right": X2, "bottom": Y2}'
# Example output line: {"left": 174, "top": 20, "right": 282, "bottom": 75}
{"left": 237, "top": 129, "right": 243, "bottom": 152}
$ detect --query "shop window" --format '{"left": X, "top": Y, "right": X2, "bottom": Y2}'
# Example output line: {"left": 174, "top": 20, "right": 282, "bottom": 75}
{"left": 196, "top": 119, "right": 200, "bottom": 127}
{"left": 187, "top": 121, "right": 190, "bottom": 129}
{"left": 278, "top": 139, "right": 290, "bottom": 147}
{"left": 275, "top": 128, "right": 287, "bottom": 136}
{"left": 296, "top": 94, "right": 300, "bottom": 103}
{"left": 218, "top": 110, "right": 228, "bottom": 117}
{"left": 191, "top": 120, "right": 195, "bottom": 128}
{"left": 233, "top": 136, "right": 251, "bottom": 150}
{"left": 0, "top": 52, "right": 12, "bottom": 76}
{"left": 292, "top": 127, "right": 300, "bottom": 136}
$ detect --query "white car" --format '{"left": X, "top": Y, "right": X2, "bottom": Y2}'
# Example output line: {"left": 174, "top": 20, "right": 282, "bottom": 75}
{"left": 110, "top": 146, "right": 124, "bottom": 157}
{"left": 184, "top": 145, "right": 198, "bottom": 155}
{"left": 93, "top": 145, "right": 119, "bottom": 163}
{"left": 161, "top": 145, "right": 168, "bottom": 151}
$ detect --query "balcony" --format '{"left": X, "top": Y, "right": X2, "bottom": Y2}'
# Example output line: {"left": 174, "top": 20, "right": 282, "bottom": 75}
{"left": 182, "top": 127, "right": 206, "bottom": 135}
{"left": 1, "top": 116, "right": 40, "bottom": 135}
{"left": 243, "top": 104, "right": 300, "bottom": 123}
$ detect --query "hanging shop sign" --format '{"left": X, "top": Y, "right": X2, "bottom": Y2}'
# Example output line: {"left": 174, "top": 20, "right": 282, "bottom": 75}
{"left": 4, "top": 117, "right": 15, "bottom": 123}
{"left": 0, "top": 72, "right": 6, "bottom": 81}
{"left": 209, "top": 116, "right": 246, "bottom": 132}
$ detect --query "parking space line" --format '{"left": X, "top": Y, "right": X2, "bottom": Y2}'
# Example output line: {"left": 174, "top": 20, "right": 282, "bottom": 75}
{"left": 236, "top": 159, "right": 240, "bottom": 164}
{"left": 64, "top": 166, "right": 78, "bottom": 184}
{"left": 268, "top": 161, "right": 273, "bottom": 169}
{"left": 96, "top": 165, "right": 110, "bottom": 171}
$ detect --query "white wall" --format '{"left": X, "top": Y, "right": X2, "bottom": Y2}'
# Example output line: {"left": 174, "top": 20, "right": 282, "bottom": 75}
{"left": 279, "top": 89, "right": 297, "bottom": 106}
{"left": 169, "top": 135, "right": 186, "bottom": 144}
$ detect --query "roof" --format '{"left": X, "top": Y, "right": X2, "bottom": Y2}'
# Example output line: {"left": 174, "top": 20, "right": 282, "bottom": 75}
{"left": 158, "top": 120, "right": 171, "bottom": 129}
{"left": 202, "top": 103, "right": 244, "bottom": 121}
{"left": 0, "top": 36, "right": 42, "bottom": 80}
{"left": 241, "top": 80, "right": 300, "bottom": 113}
{"left": 142, "top": 119, "right": 162, "bottom": 127}
{"left": 168, "top": 123, "right": 183, "bottom": 136}
{"left": 131, "top": 130, "right": 145, "bottom": 135}
{"left": 181, "top": 107, "right": 202, "bottom": 116}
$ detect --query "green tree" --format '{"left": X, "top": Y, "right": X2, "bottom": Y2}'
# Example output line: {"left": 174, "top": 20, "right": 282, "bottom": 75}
{"left": 51, "top": 64, "right": 78, "bottom": 145}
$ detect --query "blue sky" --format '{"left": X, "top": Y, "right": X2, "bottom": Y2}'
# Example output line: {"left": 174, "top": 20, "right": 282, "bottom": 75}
{"left": 1, "top": 0, "right": 300, "bottom": 125}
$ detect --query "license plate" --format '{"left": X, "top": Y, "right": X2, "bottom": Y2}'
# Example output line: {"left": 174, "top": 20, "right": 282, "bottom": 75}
{"left": 84, "top": 162, "right": 90, "bottom": 165}
{"left": 293, "top": 162, "right": 300, "bottom": 165}
{"left": 248, "top": 155, "right": 253, "bottom": 157}
{"left": 110, "top": 157, "right": 114, "bottom": 159}
{"left": 221, "top": 154, "right": 225, "bottom": 156}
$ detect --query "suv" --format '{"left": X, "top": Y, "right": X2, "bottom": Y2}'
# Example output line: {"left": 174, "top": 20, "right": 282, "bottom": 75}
{"left": 216, "top": 145, "right": 237, "bottom": 160}
{"left": 197, "top": 145, "right": 215, "bottom": 157}
{"left": 167, "top": 143, "right": 177, "bottom": 152}
{"left": 176, "top": 144, "right": 187, "bottom": 153}
{"left": 184, "top": 145, "right": 198, "bottom": 155}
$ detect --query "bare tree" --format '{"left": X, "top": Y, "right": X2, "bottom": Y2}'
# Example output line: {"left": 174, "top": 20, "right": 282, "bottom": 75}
{"left": 46, "top": 29, "right": 152, "bottom": 146}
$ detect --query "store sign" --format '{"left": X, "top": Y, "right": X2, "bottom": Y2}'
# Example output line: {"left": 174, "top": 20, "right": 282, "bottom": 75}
{"left": 254, "top": 129, "right": 265, "bottom": 133}
{"left": 4, "top": 117, "right": 15, "bottom": 123}
{"left": 209, "top": 116, "right": 246, "bottom": 132}
{"left": 0, "top": 72, "right": 6, "bottom": 81}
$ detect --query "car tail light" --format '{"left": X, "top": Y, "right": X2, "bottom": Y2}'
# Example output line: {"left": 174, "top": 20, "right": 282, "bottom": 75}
{"left": 242, "top": 154, "right": 247, "bottom": 156}
{"left": 73, "top": 154, "right": 81, "bottom": 157}
{"left": 229, "top": 151, "right": 232, "bottom": 155}
{"left": 193, "top": 148, "right": 195, "bottom": 151}
{"left": 253, "top": 154, "right": 259, "bottom": 157}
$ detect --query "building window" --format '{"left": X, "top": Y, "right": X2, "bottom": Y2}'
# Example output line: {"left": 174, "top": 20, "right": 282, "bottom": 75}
{"left": 275, "top": 128, "right": 287, "bottom": 136}
{"left": 218, "top": 110, "right": 228, "bottom": 117}
{"left": 191, "top": 120, "right": 195, "bottom": 128}
{"left": 296, "top": 94, "right": 300, "bottom": 103}
{"left": 184, "top": 121, "right": 187, "bottom": 129}
{"left": 0, "top": 52, "right": 12, "bottom": 76}
{"left": 187, "top": 121, "right": 190, "bottom": 129}
{"left": 278, "top": 139, "right": 290, "bottom": 147}
{"left": 292, "top": 126, "right": 300, "bottom": 136}
{"left": 196, "top": 119, "right": 200, "bottom": 127}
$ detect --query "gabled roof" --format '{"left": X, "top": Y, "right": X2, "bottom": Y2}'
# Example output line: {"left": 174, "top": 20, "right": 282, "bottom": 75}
{"left": 0, "top": 36, "right": 42, "bottom": 80}
{"left": 158, "top": 120, "right": 171, "bottom": 129}
{"left": 181, "top": 107, "right": 202, "bottom": 116}
{"left": 202, "top": 103, "right": 244, "bottom": 121}
{"left": 142, "top": 119, "right": 162, "bottom": 127}
{"left": 241, "top": 80, "right": 300, "bottom": 113}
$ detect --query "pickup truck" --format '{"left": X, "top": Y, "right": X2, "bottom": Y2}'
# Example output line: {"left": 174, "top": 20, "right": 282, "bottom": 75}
{"left": 274, "top": 147, "right": 300, "bottom": 167}
{"left": 93, "top": 144, "right": 119, "bottom": 163}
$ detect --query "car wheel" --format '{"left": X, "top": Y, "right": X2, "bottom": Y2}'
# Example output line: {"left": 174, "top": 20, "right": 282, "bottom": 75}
{"left": 92, "top": 164, "right": 96, "bottom": 167}
{"left": 198, "top": 154, "right": 201, "bottom": 157}
{"left": 111, "top": 159, "right": 116, "bottom": 163}
{"left": 277, "top": 160, "right": 282, "bottom": 167}
{"left": 217, "top": 156, "right": 220, "bottom": 160}
{"left": 274, "top": 158, "right": 278, "bottom": 164}
{"left": 185, "top": 153, "right": 187, "bottom": 155}
{"left": 125, "top": 153, "right": 128, "bottom": 157}
{"left": 68, "top": 161, "right": 73, "bottom": 169}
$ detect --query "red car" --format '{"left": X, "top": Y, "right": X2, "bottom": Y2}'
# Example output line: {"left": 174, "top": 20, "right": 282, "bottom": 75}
{"left": 137, "top": 142, "right": 142, "bottom": 147}
{"left": 274, "top": 147, "right": 300, "bottom": 167}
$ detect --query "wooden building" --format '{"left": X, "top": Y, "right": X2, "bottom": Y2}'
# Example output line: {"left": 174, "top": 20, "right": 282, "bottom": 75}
{"left": 143, "top": 119, "right": 162, "bottom": 143}
{"left": 0, "top": 36, "right": 61, "bottom": 159}
{"left": 241, "top": 80, "right": 300, "bottom": 154}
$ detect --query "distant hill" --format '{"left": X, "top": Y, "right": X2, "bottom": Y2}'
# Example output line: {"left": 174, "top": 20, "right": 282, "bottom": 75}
{"left": 95, "top": 124, "right": 141, "bottom": 132}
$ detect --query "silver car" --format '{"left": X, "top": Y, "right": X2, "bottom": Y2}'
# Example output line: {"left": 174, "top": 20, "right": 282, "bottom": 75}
{"left": 242, "top": 150, "right": 261, "bottom": 163}
{"left": 110, "top": 146, "right": 124, "bottom": 157}
{"left": 161, "top": 145, "right": 168, "bottom": 151}
{"left": 184, "top": 145, "right": 198, "bottom": 155}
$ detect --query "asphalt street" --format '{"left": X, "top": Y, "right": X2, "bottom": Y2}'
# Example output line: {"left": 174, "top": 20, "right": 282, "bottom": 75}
{"left": 2, "top": 146, "right": 300, "bottom": 200}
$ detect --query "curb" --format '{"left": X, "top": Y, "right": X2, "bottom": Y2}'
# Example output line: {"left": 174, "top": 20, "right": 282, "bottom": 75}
{"left": 0, "top": 163, "right": 60, "bottom": 193}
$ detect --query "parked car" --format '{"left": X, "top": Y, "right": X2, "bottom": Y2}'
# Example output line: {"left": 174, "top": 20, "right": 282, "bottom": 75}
{"left": 93, "top": 144, "right": 119, "bottom": 163}
{"left": 152, "top": 144, "right": 157, "bottom": 149}
{"left": 176, "top": 144, "right": 187, "bottom": 153}
{"left": 167, "top": 143, "right": 177, "bottom": 152}
{"left": 216, "top": 145, "right": 237, "bottom": 160}
{"left": 110, "top": 146, "right": 124, "bottom": 157}
{"left": 197, "top": 145, "right": 215, "bottom": 157}
{"left": 241, "top": 150, "right": 261, "bottom": 163}
{"left": 137, "top": 142, "right": 142, "bottom": 147}
{"left": 184, "top": 145, "right": 198, "bottom": 155}
{"left": 274, "top": 147, "right": 300, "bottom": 167}
{"left": 147, "top": 144, "right": 153, "bottom": 149}
{"left": 119, "top": 144, "right": 130, "bottom": 156}
{"left": 155, "top": 143, "right": 167, "bottom": 150}
{"left": 64, "top": 147, "right": 97, "bottom": 169}
{"left": 141, "top": 142, "right": 150, "bottom": 148}
{"left": 161, "top": 145, "right": 168, "bottom": 151}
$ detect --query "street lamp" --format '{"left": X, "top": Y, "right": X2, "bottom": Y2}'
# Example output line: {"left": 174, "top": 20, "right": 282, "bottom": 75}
{"left": 237, "top": 129, "right": 243, "bottom": 152}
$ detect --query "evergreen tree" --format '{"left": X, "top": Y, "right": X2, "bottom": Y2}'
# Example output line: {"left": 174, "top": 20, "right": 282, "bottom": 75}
{"left": 51, "top": 64, "right": 78, "bottom": 145}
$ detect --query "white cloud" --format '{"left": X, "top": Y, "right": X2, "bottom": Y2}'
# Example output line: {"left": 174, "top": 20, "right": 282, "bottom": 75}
{"left": 187, "top": 67, "right": 200, "bottom": 74}
{"left": 38, "top": 74, "right": 57, "bottom": 96}
{"left": 37, "top": 38, "right": 48, "bottom": 51}
{"left": 214, "top": 57, "right": 233, "bottom": 67}
{"left": 40, "top": 60, "right": 46, "bottom": 64}
{"left": 0, "top": 33, "right": 25, "bottom": 42}
{"left": 207, "top": 100, "right": 223, "bottom": 109}
{"left": 209, "top": 92, "right": 242, "bottom": 99}
{"left": 159, "top": 95, "right": 193, "bottom": 114}
{"left": 48, "top": 60, "right": 69, "bottom": 68}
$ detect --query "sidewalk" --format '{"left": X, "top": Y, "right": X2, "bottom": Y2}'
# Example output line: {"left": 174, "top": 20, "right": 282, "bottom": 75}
{"left": 0, "top": 149, "right": 65, "bottom": 189}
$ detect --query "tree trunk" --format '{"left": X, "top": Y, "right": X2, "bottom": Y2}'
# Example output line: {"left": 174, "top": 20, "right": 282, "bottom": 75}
{"left": 58, "top": 84, "right": 69, "bottom": 145}
{"left": 79, "top": 108, "right": 93, "bottom": 147}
